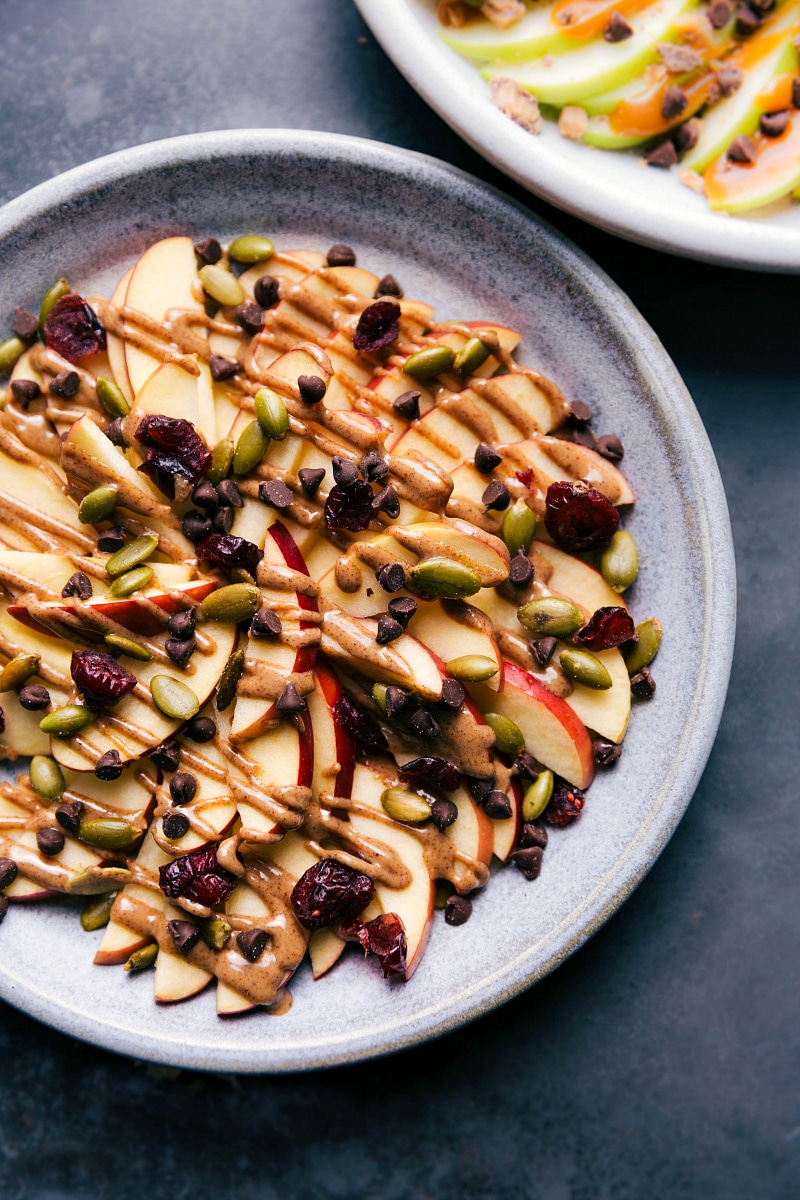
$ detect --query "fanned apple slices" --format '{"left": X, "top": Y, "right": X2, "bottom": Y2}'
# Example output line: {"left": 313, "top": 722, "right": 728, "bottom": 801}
{"left": 0, "top": 233, "right": 655, "bottom": 1015}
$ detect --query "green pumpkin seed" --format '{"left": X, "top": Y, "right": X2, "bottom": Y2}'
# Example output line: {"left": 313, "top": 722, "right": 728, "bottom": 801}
{"left": 29, "top": 755, "right": 65, "bottom": 801}
{"left": 254, "top": 387, "right": 289, "bottom": 441}
{"left": 454, "top": 336, "right": 491, "bottom": 376}
{"left": 522, "top": 769, "right": 553, "bottom": 822}
{"left": 622, "top": 617, "right": 662, "bottom": 676}
{"left": 79, "top": 818, "right": 140, "bottom": 850}
{"left": 233, "top": 420, "right": 270, "bottom": 475}
{"left": 107, "top": 565, "right": 153, "bottom": 598}
{"left": 559, "top": 648, "right": 612, "bottom": 690}
{"left": 517, "top": 596, "right": 582, "bottom": 638}
{"left": 65, "top": 866, "right": 130, "bottom": 894}
{"left": 446, "top": 654, "right": 499, "bottom": 682}
{"left": 502, "top": 499, "right": 536, "bottom": 558}
{"left": 201, "top": 915, "right": 232, "bottom": 951}
{"left": 201, "top": 582, "right": 261, "bottom": 623}
{"left": 372, "top": 682, "right": 389, "bottom": 714}
{"left": 0, "top": 652, "right": 40, "bottom": 692}
{"left": 403, "top": 345, "right": 456, "bottom": 379}
{"left": 434, "top": 880, "right": 455, "bottom": 910}
{"left": 601, "top": 530, "right": 639, "bottom": 593}
{"left": 0, "top": 336, "right": 27, "bottom": 376}
{"left": 381, "top": 787, "right": 432, "bottom": 824}
{"left": 38, "top": 277, "right": 70, "bottom": 338}
{"left": 104, "top": 633, "right": 152, "bottom": 662}
{"left": 207, "top": 437, "right": 234, "bottom": 484}
{"left": 230, "top": 568, "right": 256, "bottom": 587}
{"left": 80, "top": 891, "right": 117, "bottom": 932}
{"left": 105, "top": 534, "right": 158, "bottom": 577}
{"left": 410, "top": 558, "right": 482, "bottom": 599}
{"left": 150, "top": 675, "right": 200, "bottom": 720}
{"left": 95, "top": 375, "right": 130, "bottom": 419}
{"left": 79, "top": 485, "right": 118, "bottom": 525}
{"left": 40, "top": 705, "right": 93, "bottom": 738}
{"left": 199, "top": 264, "right": 244, "bottom": 308}
{"left": 228, "top": 235, "right": 275, "bottom": 264}
{"left": 484, "top": 711, "right": 525, "bottom": 757}
{"left": 216, "top": 648, "right": 245, "bottom": 711}
{"left": 125, "top": 943, "right": 158, "bottom": 973}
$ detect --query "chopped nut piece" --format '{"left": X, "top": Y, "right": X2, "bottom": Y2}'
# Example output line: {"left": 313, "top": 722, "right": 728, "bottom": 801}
{"left": 678, "top": 168, "right": 706, "bottom": 194}
{"left": 481, "top": 0, "right": 526, "bottom": 29}
{"left": 557, "top": 105, "right": 589, "bottom": 140}
{"left": 657, "top": 43, "right": 703, "bottom": 73}
{"left": 490, "top": 77, "right": 543, "bottom": 135}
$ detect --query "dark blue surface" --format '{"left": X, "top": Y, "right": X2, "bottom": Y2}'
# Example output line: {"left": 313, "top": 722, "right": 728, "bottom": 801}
{"left": 0, "top": 2, "right": 797, "bottom": 1198}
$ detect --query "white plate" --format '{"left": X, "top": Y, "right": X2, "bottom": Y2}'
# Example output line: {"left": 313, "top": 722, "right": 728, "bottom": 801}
{"left": 355, "top": 0, "right": 800, "bottom": 271}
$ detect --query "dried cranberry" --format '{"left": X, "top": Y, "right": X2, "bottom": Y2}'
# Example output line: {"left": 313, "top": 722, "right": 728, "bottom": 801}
{"left": 516, "top": 467, "right": 534, "bottom": 489}
{"left": 43, "top": 293, "right": 106, "bottom": 362}
{"left": 352, "top": 300, "right": 401, "bottom": 354}
{"left": 572, "top": 606, "right": 635, "bottom": 651}
{"left": 324, "top": 480, "right": 375, "bottom": 532}
{"left": 332, "top": 694, "right": 387, "bottom": 751}
{"left": 135, "top": 415, "right": 211, "bottom": 491}
{"left": 159, "top": 844, "right": 238, "bottom": 908}
{"left": 195, "top": 533, "right": 263, "bottom": 574}
{"left": 345, "top": 912, "right": 407, "bottom": 979}
{"left": 0, "top": 706, "right": 4, "bottom": 735}
{"left": 545, "top": 480, "right": 619, "bottom": 553}
{"left": 70, "top": 649, "right": 136, "bottom": 708}
{"left": 544, "top": 776, "right": 586, "bottom": 827}
{"left": 291, "top": 858, "right": 375, "bottom": 932}
{"left": 398, "top": 756, "right": 461, "bottom": 792}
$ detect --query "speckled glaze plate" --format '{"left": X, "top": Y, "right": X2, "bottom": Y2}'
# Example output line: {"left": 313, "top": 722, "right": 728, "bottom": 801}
{"left": 0, "top": 130, "right": 734, "bottom": 1072}
{"left": 354, "top": 0, "right": 800, "bottom": 272}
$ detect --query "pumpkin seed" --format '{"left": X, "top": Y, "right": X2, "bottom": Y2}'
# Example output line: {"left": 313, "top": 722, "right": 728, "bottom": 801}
{"left": 228, "top": 235, "right": 275, "bottom": 264}
{"left": 105, "top": 534, "right": 158, "bottom": 577}
{"left": 29, "top": 755, "right": 65, "bottom": 801}
{"left": 381, "top": 787, "right": 432, "bottom": 824}
{"left": 454, "top": 336, "right": 491, "bottom": 376}
{"left": 601, "top": 530, "right": 639, "bottom": 593}
{"left": 230, "top": 568, "right": 256, "bottom": 586}
{"left": 372, "top": 682, "right": 389, "bottom": 714}
{"left": 104, "top": 633, "right": 152, "bottom": 662}
{"left": 38, "top": 277, "right": 70, "bottom": 337}
{"left": 502, "top": 499, "right": 536, "bottom": 558}
{"left": 207, "top": 437, "right": 234, "bottom": 484}
{"left": 201, "top": 582, "right": 260, "bottom": 623}
{"left": 254, "top": 387, "right": 289, "bottom": 441}
{"left": 233, "top": 420, "right": 270, "bottom": 475}
{"left": 559, "top": 647, "right": 612, "bottom": 690}
{"left": 216, "top": 648, "right": 245, "bottom": 711}
{"left": 150, "top": 675, "right": 200, "bottom": 720}
{"left": 107, "top": 565, "right": 153, "bottom": 598}
{"left": 446, "top": 654, "right": 499, "bottom": 682}
{"left": 95, "top": 375, "right": 130, "bottom": 419}
{"left": 79, "top": 818, "right": 140, "bottom": 850}
{"left": 0, "top": 336, "right": 26, "bottom": 375}
{"left": 0, "top": 652, "right": 40, "bottom": 692}
{"left": 403, "top": 345, "right": 456, "bottom": 379}
{"left": 80, "top": 891, "right": 118, "bottom": 932}
{"left": 410, "top": 558, "right": 482, "bottom": 599}
{"left": 40, "top": 705, "right": 93, "bottom": 738}
{"left": 622, "top": 617, "right": 662, "bottom": 676}
{"left": 125, "top": 943, "right": 158, "bottom": 973}
{"left": 517, "top": 596, "right": 582, "bottom": 638}
{"left": 64, "top": 866, "right": 131, "bottom": 894}
{"left": 201, "top": 915, "right": 232, "bottom": 951}
{"left": 79, "top": 485, "right": 119, "bottom": 525}
{"left": 483, "top": 712, "right": 525, "bottom": 757}
{"left": 198, "top": 263, "right": 244, "bottom": 307}
{"left": 522, "top": 769, "right": 553, "bottom": 822}
{"left": 434, "top": 880, "right": 455, "bottom": 910}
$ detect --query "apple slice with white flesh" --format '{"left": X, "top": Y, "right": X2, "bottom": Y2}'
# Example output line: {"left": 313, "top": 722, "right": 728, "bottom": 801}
{"left": 321, "top": 611, "right": 443, "bottom": 702}
{"left": 0, "top": 439, "right": 95, "bottom": 556}
{"left": 124, "top": 358, "right": 216, "bottom": 449}
{"left": 123, "top": 236, "right": 205, "bottom": 397}
{"left": 490, "top": 778, "right": 523, "bottom": 864}
{"left": 440, "top": 782, "right": 494, "bottom": 884}
{"left": 307, "top": 656, "right": 356, "bottom": 800}
{"left": 440, "top": 0, "right": 590, "bottom": 63}
{"left": 106, "top": 265, "right": 134, "bottom": 402}
{"left": 95, "top": 826, "right": 167, "bottom": 965}
{"left": 156, "top": 936, "right": 214, "bottom": 1004}
{"left": 228, "top": 715, "right": 315, "bottom": 842}
{"left": 0, "top": 692, "right": 54, "bottom": 758}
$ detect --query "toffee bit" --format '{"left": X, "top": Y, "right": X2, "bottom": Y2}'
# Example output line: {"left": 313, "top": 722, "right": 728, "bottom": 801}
{"left": 376, "top": 614, "right": 403, "bottom": 645}
{"left": 489, "top": 76, "right": 542, "bottom": 135}
{"left": 235, "top": 300, "right": 265, "bottom": 333}
{"left": 410, "top": 708, "right": 440, "bottom": 739}
{"left": 298, "top": 466, "right": 326, "bottom": 498}
{"left": 194, "top": 238, "right": 222, "bottom": 264}
{"left": 474, "top": 442, "right": 503, "bottom": 474}
{"left": 430, "top": 797, "right": 458, "bottom": 831}
{"left": 444, "top": 895, "right": 473, "bottom": 926}
{"left": 326, "top": 243, "right": 356, "bottom": 267}
{"left": 482, "top": 479, "right": 511, "bottom": 511}
{"left": 151, "top": 739, "right": 181, "bottom": 773}
{"left": 209, "top": 354, "right": 239, "bottom": 382}
{"left": 95, "top": 749, "right": 123, "bottom": 781}
{"left": 604, "top": 10, "right": 633, "bottom": 40}
{"left": 12, "top": 308, "right": 38, "bottom": 340}
{"left": 258, "top": 479, "right": 293, "bottom": 509}
{"left": 388, "top": 595, "right": 416, "bottom": 626}
{"left": 440, "top": 678, "right": 465, "bottom": 709}
{"left": 392, "top": 389, "right": 421, "bottom": 421}
{"left": 170, "top": 772, "right": 197, "bottom": 806}
{"left": 376, "top": 562, "right": 405, "bottom": 593}
{"left": 251, "top": 606, "right": 283, "bottom": 639}
{"left": 297, "top": 374, "right": 327, "bottom": 404}
{"left": 530, "top": 636, "right": 557, "bottom": 667}
{"left": 49, "top": 369, "right": 80, "bottom": 399}
{"left": 657, "top": 42, "right": 703, "bottom": 73}
{"left": 375, "top": 274, "right": 403, "bottom": 298}
{"left": 254, "top": 274, "right": 280, "bottom": 309}
{"left": 10, "top": 379, "right": 40, "bottom": 407}
{"left": 331, "top": 455, "right": 360, "bottom": 488}
{"left": 185, "top": 716, "right": 216, "bottom": 743}
{"left": 596, "top": 433, "right": 624, "bottom": 462}
{"left": 558, "top": 105, "right": 589, "bottom": 141}
{"left": 508, "top": 550, "right": 534, "bottom": 586}
{"left": 55, "top": 801, "right": 84, "bottom": 834}
{"left": 62, "top": 571, "right": 92, "bottom": 599}
{"left": 277, "top": 682, "right": 304, "bottom": 713}
{"left": 372, "top": 484, "right": 400, "bottom": 518}
{"left": 510, "top": 845, "right": 543, "bottom": 880}
{"left": 237, "top": 927, "right": 268, "bottom": 961}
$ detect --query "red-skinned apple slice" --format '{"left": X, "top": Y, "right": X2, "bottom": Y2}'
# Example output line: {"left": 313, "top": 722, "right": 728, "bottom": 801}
{"left": 123, "top": 359, "right": 216, "bottom": 448}
{"left": 321, "top": 610, "right": 443, "bottom": 702}
{"left": 441, "top": 783, "right": 494, "bottom": 885}
{"left": 307, "top": 656, "right": 355, "bottom": 800}
{"left": 490, "top": 776, "right": 523, "bottom": 863}
{"left": 228, "top": 714, "right": 314, "bottom": 842}
{"left": 123, "top": 236, "right": 205, "bottom": 397}
{"left": 8, "top": 577, "right": 215, "bottom": 640}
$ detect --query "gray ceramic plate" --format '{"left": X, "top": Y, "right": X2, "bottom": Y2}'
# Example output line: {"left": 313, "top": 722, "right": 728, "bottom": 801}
{"left": 0, "top": 130, "right": 735, "bottom": 1073}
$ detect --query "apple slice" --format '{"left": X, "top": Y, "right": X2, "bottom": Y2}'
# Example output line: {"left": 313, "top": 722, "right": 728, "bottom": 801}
{"left": 124, "top": 236, "right": 204, "bottom": 396}
{"left": 155, "top": 938, "right": 213, "bottom": 1003}
{"left": 228, "top": 715, "right": 314, "bottom": 841}
{"left": 309, "top": 927, "right": 348, "bottom": 980}
{"left": 124, "top": 358, "right": 216, "bottom": 448}
{"left": 490, "top": 777, "right": 523, "bottom": 863}
{"left": 391, "top": 519, "right": 510, "bottom": 586}
{"left": 0, "top": 689, "right": 60, "bottom": 758}
{"left": 0, "top": 440, "right": 95, "bottom": 556}
{"left": 442, "top": 783, "right": 494, "bottom": 884}
{"left": 321, "top": 610, "right": 443, "bottom": 701}
{"left": 8, "top": 577, "right": 215, "bottom": 640}
{"left": 105, "top": 265, "right": 134, "bottom": 402}
{"left": 94, "top": 919, "right": 151, "bottom": 966}
{"left": 441, "top": 0, "right": 591, "bottom": 63}
{"left": 306, "top": 657, "right": 356, "bottom": 800}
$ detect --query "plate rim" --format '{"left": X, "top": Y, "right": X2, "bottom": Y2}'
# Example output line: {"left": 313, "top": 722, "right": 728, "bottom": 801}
{"left": 0, "top": 129, "right": 736, "bottom": 1072}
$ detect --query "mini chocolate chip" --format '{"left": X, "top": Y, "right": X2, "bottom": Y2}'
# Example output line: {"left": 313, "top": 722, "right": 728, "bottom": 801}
{"left": 235, "top": 301, "right": 265, "bottom": 333}
{"left": 376, "top": 614, "right": 403, "bottom": 645}
{"left": 237, "top": 927, "right": 268, "bottom": 961}
{"left": 375, "top": 274, "right": 403, "bottom": 298}
{"left": 326, "top": 243, "right": 356, "bottom": 267}
{"left": 10, "top": 379, "right": 40, "bottom": 407}
{"left": 515, "top": 751, "right": 539, "bottom": 780}
{"left": 167, "top": 609, "right": 196, "bottom": 640}
{"left": 717, "top": 66, "right": 744, "bottom": 97}
{"left": 18, "top": 684, "right": 50, "bottom": 711}
{"left": 254, "top": 274, "right": 281, "bottom": 309}
{"left": 672, "top": 119, "right": 701, "bottom": 154}
{"left": 191, "top": 480, "right": 218, "bottom": 511}
{"left": 444, "top": 894, "right": 473, "bottom": 926}
{"left": 94, "top": 749, "right": 123, "bottom": 782}
{"left": 661, "top": 86, "right": 688, "bottom": 121}
{"left": 792, "top": 78, "right": 800, "bottom": 109}
{"left": 518, "top": 821, "right": 548, "bottom": 850}
{"left": 482, "top": 479, "right": 510, "bottom": 511}
{"left": 410, "top": 708, "right": 440, "bottom": 739}
{"left": 168, "top": 919, "right": 200, "bottom": 953}
{"left": 388, "top": 595, "right": 416, "bottom": 626}
{"left": 331, "top": 456, "right": 360, "bottom": 488}
{"left": 569, "top": 400, "right": 593, "bottom": 424}
{"left": 596, "top": 434, "right": 624, "bottom": 462}
{"left": 166, "top": 637, "right": 196, "bottom": 668}
{"left": 571, "top": 426, "right": 599, "bottom": 451}
{"left": 216, "top": 479, "right": 243, "bottom": 508}
{"left": 707, "top": 0, "right": 732, "bottom": 26}
{"left": 0, "top": 894, "right": 7, "bottom": 923}
{"left": 430, "top": 797, "right": 458, "bottom": 831}
{"left": 735, "top": 4, "right": 761, "bottom": 33}
{"left": 163, "top": 811, "right": 190, "bottom": 840}
{"left": 631, "top": 667, "right": 656, "bottom": 699}
{"left": 604, "top": 9, "right": 633, "bottom": 40}
{"left": 12, "top": 308, "right": 38, "bottom": 340}
{"left": 49, "top": 369, "right": 80, "bottom": 399}
{"left": 466, "top": 777, "right": 492, "bottom": 804}
{"left": 62, "top": 571, "right": 92, "bottom": 599}
{"left": 170, "top": 772, "right": 197, "bottom": 806}
{"left": 440, "top": 679, "right": 465, "bottom": 709}
{"left": 258, "top": 479, "right": 294, "bottom": 509}
{"left": 474, "top": 442, "right": 503, "bottom": 474}
{"left": 530, "top": 636, "right": 557, "bottom": 667}
{"left": 366, "top": 587, "right": 374, "bottom": 596}
{"left": 728, "top": 134, "right": 757, "bottom": 163}
{"left": 97, "top": 525, "right": 126, "bottom": 553}
{"left": 751, "top": 0, "right": 774, "bottom": 10}
{"left": 360, "top": 451, "right": 389, "bottom": 482}
{"left": 372, "top": 484, "right": 400, "bottom": 518}
{"left": 298, "top": 467, "right": 326, "bottom": 498}
{"left": 209, "top": 354, "right": 239, "bottom": 381}
{"left": 392, "top": 390, "right": 421, "bottom": 420}
{"left": 508, "top": 551, "right": 534, "bottom": 587}
{"left": 186, "top": 716, "right": 217, "bottom": 744}
{"left": 376, "top": 562, "right": 405, "bottom": 593}
{"left": 510, "top": 845, "right": 544, "bottom": 880}
{"left": 483, "top": 790, "right": 512, "bottom": 820}
{"left": 277, "top": 682, "right": 304, "bottom": 712}
{"left": 104, "top": 417, "right": 127, "bottom": 447}
{"left": 385, "top": 685, "right": 409, "bottom": 719}
{"left": 251, "top": 606, "right": 283, "bottom": 639}
{"left": 182, "top": 510, "right": 213, "bottom": 543}
{"left": 37, "top": 827, "right": 64, "bottom": 857}
{"left": 151, "top": 739, "right": 181, "bottom": 773}
{"left": 297, "top": 374, "right": 327, "bottom": 404}
{"left": 55, "top": 801, "right": 84, "bottom": 834}
{"left": 194, "top": 238, "right": 222, "bottom": 264}
{"left": 646, "top": 139, "right": 679, "bottom": 168}
{"left": 760, "top": 109, "right": 790, "bottom": 137}
{"left": 0, "top": 857, "right": 18, "bottom": 890}
{"left": 211, "top": 506, "right": 234, "bottom": 534}
{"left": 593, "top": 737, "right": 623, "bottom": 766}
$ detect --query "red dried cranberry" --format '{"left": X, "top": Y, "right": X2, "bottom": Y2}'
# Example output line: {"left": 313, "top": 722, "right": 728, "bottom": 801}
{"left": 43, "top": 293, "right": 106, "bottom": 362}
{"left": 291, "top": 858, "right": 375, "bottom": 932}
{"left": 195, "top": 533, "right": 263, "bottom": 575}
{"left": 516, "top": 467, "right": 534, "bottom": 489}
{"left": 345, "top": 912, "right": 407, "bottom": 979}
{"left": 544, "top": 776, "right": 586, "bottom": 827}
{"left": 352, "top": 300, "right": 401, "bottom": 354}
{"left": 324, "top": 480, "right": 375, "bottom": 532}
{"left": 398, "top": 756, "right": 461, "bottom": 792}
{"left": 545, "top": 480, "right": 619, "bottom": 553}
{"left": 159, "top": 844, "right": 238, "bottom": 908}
{"left": 135, "top": 415, "right": 211, "bottom": 495}
{"left": 332, "top": 694, "right": 387, "bottom": 751}
{"left": 0, "top": 706, "right": 4, "bottom": 735}
{"left": 70, "top": 649, "right": 136, "bottom": 708}
{"left": 572, "top": 606, "right": 635, "bottom": 651}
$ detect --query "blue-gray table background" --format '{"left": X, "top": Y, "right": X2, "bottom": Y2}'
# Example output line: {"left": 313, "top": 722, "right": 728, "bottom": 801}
{"left": 0, "top": 3, "right": 797, "bottom": 1198}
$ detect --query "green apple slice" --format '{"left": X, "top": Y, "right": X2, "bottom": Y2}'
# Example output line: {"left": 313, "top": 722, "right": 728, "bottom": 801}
{"left": 705, "top": 108, "right": 800, "bottom": 210}
{"left": 441, "top": 0, "right": 646, "bottom": 63}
